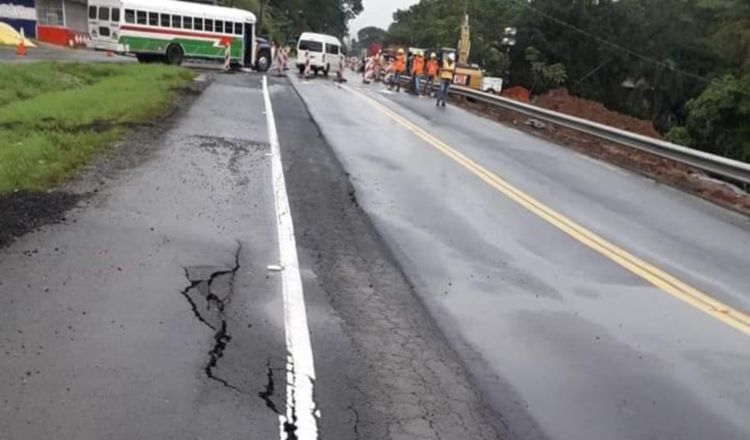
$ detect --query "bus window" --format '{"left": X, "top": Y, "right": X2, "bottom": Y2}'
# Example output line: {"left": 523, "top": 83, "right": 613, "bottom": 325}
{"left": 172, "top": 15, "right": 181, "bottom": 28}
{"left": 137, "top": 11, "right": 146, "bottom": 25}
{"left": 234, "top": 23, "right": 243, "bottom": 35}
{"left": 124, "top": 9, "right": 135, "bottom": 24}
{"left": 299, "top": 40, "right": 323, "bottom": 53}
{"left": 160, "top": 13, "right": 170, "bottom": 27}
{"left": 148, "top": 12, "right": 158, "bottom": 26}
{"left": 112, "top": 8, "right": 120, "bottom": 23}
{"left": 183, "top": 16, "right": 192, "bottom": 30}
{"left": 98, "top": 7, "right": 110, "bottom": 21}
{"left": 194, "top": 18, "right": 203, "bottom": 31}
{"left": 88, "top": 6, "right": 97, "bottom": 19}
{"left": 204, "top": 19, "right": 213, "bottom": 32}
{"left": 217, "top": 21, "right": 225, "bottom": 33}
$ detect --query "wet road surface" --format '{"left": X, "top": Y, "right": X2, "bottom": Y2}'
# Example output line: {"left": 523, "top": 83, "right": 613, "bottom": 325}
{"left": 288, "top": 73, "right": 750, "bottom": 440}
{"left": 0, "top": 72, "right": 503, "bottom": 439}
{"left": 0, "top": 74, "right": 283, "bottom": 439}
{"left": 1, "top": 67, "right": 748, "bottom": 440}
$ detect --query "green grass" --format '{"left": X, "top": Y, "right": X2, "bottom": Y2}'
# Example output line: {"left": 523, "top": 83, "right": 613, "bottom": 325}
{"left": 0, "top": 62, "right": 193, "bottom": 194}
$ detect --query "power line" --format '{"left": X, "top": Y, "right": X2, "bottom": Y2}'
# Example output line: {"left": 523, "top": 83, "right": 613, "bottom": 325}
{"left": 507, "top": 0, "right": 720, "bottom": 87}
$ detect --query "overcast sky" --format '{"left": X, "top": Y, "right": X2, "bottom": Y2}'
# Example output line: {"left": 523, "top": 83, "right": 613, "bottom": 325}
{"left": 350, "top": 0, "right": 419, "bottom": 35}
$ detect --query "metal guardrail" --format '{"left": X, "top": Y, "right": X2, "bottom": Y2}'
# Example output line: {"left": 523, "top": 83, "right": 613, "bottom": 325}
{"left": 395, "top": 75, "right": 750, "bottom": 185}
{"left": 449, "top": 85, "right": 750, "bottom": 185}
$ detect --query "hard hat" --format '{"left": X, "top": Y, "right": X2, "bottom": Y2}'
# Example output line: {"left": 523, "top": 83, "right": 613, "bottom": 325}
{"left": 398, "top": 48, "right": 404, "bottom": 54}
{"left": 431, "top": 52, "right": 437, "bottom": 58}
{"left": 448, "top": 52, "right": 456, "bottom": 61}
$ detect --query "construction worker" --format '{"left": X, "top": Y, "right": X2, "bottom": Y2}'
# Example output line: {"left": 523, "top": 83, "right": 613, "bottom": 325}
{"left": 390, "top": 48, "right": 406, "bottom": 92}
{"left": 424, "top": 52, "right": 439, "bottom": 96}
{"left": 437, "top": 52, "right": 456, "bottom": 107}
{"left": 411, "top": 52, "right": 425, "bottom": 96}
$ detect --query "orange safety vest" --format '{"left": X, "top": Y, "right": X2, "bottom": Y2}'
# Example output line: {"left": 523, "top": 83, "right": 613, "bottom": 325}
{"left": 394, "top": 54, "right": 405, "bottom": 73}
{"left": 426, "top": 59, "right": 439, "bottom": 78}
{"left": 411, "top": 56, "right": 424, "bottom": 76}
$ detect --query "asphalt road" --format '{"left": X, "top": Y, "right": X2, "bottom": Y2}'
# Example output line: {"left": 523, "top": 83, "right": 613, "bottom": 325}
{"left": 2, "top": 66, "right": 748, "bottom": 440}
{"left": 0, "top": 72, "right": 502, "bottom": 439}
{"left": 288, "top": 73, "right": 750, "bottom": 440}
{"left": 0, "top": 44, "right": 136, "bottom": 63}
{"left": 0, "top": 73, "right": 283, "bottom": 439}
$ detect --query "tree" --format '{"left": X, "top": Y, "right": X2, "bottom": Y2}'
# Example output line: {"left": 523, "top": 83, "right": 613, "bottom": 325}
{"left": 385, "top": 0, "right": 750, "bottom": 162}
{"left": 525, "top": 46, "right": 567, "bottom": 93}
{"left": 670, "top": 75, "right": 750, "bottom": 161}
{"left": 219, "top": 0, "right": 363, "bottom": 41}
{"left": 357, "top": 26, "right": 388, "bottom": 50}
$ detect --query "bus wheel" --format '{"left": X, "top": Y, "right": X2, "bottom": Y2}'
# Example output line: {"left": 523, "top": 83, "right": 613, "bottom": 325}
{"left": 256, "top": 50, "right": 271, "bottom": 72}
{"left": 166, "top": 44, "right": 184, "bottom": 66}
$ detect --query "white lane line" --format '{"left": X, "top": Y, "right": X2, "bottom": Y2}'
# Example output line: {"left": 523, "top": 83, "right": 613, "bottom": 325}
{"left": 262, "top": 76, "right": 319, "bottom": 440}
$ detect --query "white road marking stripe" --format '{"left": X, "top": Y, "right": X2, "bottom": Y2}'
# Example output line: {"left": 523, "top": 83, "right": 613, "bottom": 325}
{"left": 262, "top": 76, "right": 320, "bottom": 439}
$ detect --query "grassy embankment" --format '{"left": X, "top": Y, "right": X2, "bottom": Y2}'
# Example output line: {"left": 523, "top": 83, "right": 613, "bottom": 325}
{"left": 0, "top": 62, "right": 193, "bottom": 194}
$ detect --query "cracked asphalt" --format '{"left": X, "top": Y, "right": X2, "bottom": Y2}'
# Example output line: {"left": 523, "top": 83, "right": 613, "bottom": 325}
{"left": 0, "top": 73, "right": 284, "bottom": 439}
{"left": 2, "top": 68, "right": 749, "bottom": 440}
{"left": 0, "top": 72, "right": 503, "bottom": 439}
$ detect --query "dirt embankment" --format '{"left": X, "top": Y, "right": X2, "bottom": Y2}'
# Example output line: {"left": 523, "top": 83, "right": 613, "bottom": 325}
{"left": 458, "top": 88, "right": 750, "bottom": 216}
{"left": 535, "top": 89, "right": 663, "bottom": 139}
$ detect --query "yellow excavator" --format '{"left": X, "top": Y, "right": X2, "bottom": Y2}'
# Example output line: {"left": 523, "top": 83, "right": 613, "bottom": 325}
{"left": 442, "top": 14, "right": 484, "bottom": 90}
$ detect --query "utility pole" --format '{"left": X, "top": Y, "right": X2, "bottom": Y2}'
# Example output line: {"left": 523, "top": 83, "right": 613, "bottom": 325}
{"left": 502, "top": 27, "right": 517, "bottom": 79}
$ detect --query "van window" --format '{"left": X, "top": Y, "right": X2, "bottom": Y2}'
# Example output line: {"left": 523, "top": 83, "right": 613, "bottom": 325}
{"left": 98, "top": 7, "right": 110, "bottom": 21}
{"left": 137, "top": 11, "right": 146, "bottom": 25}
{"left": 325, "top": 44, "right": 340, "bottom": 55}
{"left": 124, "top": 9, "right": 135, "bottom": 24}
{"left": 183, "top": 16, "right": 192, "bottom": 29}
{"left": 112, "top": 8, "right": 120, "bottom": 22}
{"left": 148, "top": 12, "right": 158, "bottom": 26}
{"left": 299, "top": 40, "right": 323, "bottom": 52}
{"left": 88, "top": 6, "right": 97, "bottom": 19}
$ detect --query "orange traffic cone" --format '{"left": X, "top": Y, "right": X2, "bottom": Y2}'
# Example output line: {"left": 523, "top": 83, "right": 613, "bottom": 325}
{"left": 16, "top": 38, "right": 26, "bottom": 56}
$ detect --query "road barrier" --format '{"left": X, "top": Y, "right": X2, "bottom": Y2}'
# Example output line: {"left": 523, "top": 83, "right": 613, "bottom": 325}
{"left": 399, "top": 76, "right": 750, "bottom": 185}
{"left": 223, "top": 43, "right": 230, "bottom": 72}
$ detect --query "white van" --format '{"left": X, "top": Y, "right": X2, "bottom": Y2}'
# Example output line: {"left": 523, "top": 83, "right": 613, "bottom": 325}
{"left": 296, "top": 32, "right": 344, "bottom": 76}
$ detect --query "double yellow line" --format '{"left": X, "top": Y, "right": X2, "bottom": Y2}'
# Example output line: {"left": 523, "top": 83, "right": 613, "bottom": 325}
{"left": 344, "top": 85, "right": 750, "bottom": 336}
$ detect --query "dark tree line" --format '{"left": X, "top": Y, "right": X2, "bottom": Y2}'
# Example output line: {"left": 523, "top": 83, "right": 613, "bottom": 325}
{"left": 383, "top": 0, "right": 750, "bottom": 162}
{"left": 220, "top": 0, "right": 363, "bottom": 39}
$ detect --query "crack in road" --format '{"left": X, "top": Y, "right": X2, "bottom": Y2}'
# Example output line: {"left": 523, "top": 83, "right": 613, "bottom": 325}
{"left": 180, "top": 242, "right": 243, "bottom": 392}
{"left": 259, "top": 358, "right": 280, "bottom": 414}
{"left": 347, "top": 403, "right": 361, "bottom": 440}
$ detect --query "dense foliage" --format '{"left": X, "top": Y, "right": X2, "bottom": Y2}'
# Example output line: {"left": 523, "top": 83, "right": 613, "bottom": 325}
{"left": 382, "top": 0, "right": 750, "bottom": 162}
{"left": 219, "top": 0, "right": 362, "bottom": 40}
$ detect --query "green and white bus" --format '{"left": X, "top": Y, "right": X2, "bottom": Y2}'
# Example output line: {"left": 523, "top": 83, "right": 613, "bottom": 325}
{"left": 87, "top": 0, "right": 256, "bottom": 67}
